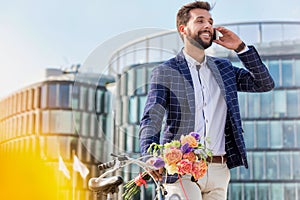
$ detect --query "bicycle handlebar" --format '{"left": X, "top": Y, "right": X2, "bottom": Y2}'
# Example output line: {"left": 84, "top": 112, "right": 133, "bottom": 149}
{"left": 89, "top": 154, "right": 166, "bottom": 200}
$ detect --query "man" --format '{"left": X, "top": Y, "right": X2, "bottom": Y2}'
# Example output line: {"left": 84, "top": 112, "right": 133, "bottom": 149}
{"left": 139, "top": 1, "right": 274, "bottom": 199}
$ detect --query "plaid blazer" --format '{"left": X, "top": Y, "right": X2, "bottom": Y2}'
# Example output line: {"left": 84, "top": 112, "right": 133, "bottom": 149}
{"left": 139, "top": 46, "right": 274, "bottom": 182}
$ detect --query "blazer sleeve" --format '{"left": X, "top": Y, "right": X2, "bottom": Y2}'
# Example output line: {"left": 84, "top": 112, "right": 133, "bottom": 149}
{"left": 139, "top": 65, "right": 170, "bottom": 157}
{"left": 234, "top": 46, "right": 275, "bottom": 92}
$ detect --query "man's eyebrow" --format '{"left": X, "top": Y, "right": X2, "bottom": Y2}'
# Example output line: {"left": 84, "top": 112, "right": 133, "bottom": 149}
{"left": 195, "top": 16, "right": 214, "bottom": 23}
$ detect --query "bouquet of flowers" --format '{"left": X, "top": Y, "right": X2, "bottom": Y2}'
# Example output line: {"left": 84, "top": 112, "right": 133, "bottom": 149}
{"left": 123, "top": 132, "right": 212, "bottom": 200}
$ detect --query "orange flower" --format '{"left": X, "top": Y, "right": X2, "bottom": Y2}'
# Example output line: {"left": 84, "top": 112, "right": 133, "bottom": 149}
{"left": 164, "top": 148, "right": 182, "bottom": 165}
{"left": 180, "top": 135, "right": 198, "bottom": 148}
{"left": 191, "top": 160, "right": 207, "bottom": 180}
{"left": 177, "top": 159, "right": 193, "bottom": 175}
{"left": 183, "top": 152, "right": 196, "bottom": 162}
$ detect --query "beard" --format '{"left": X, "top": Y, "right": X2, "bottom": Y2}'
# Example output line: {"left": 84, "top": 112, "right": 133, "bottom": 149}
{"left": 186, "top": 28, "right": 213, "bottom": 50}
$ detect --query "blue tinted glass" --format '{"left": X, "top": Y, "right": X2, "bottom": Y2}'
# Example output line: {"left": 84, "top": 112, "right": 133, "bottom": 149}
{"left": 244, "top": 183, "right": 256, "bottom": 200}
{"left": 283, "top": 121, "right": 295, "bottom": 148}
{"left": 129, "top": 96, "right": 137, "bottom": 124}
{"left": 256, "top": 121, "right": 268, "bottom": 148}
{"left": 266, "top": 152, "right": 278, "bottom": 179}
{"left": 59, "top": 84, "right": 70, "bottom": 108}
{"left": 48, "top": 84, "right": 56, "bottom": 107}
{"left": 238, "top": 93, "right": 246, "bottom": 118}
{"left": 282, "top": 60, "right": 293, "bottom": 87}
{"left": 257, "top": 183, "right": 270, "bottom": 200}
{"left": 274, "top": 90, "right": 286, "bottom": 117}
{"left": 279, "top": 152, "right": 291, "bottom": 179}
{"left": 269, "top": 60, "right": 280, "bottom": 87}
{"left": 286, "top": 90, "right": 298, "bottom": 117}
{"left": 270, "top": 121, "right": 282, "bottom": 148}
{"left": 243, "top": 122, "right": 255, "bottom": 148}
{"left": 260, "top": 91, "right": 273, "bottom": 117}
{"left": 295, "top": 60, "right": 300, "bottom": 86}
{"left": 248, "top": 93, "right": 260, "bottom": 118}
{"left": 253, "top": 152, "right": 265, "bottom": 179}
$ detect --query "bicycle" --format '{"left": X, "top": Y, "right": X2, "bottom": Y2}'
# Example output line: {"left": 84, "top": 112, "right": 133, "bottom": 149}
{"left": 88, "top": 153, "right": 167, "bottom": 200}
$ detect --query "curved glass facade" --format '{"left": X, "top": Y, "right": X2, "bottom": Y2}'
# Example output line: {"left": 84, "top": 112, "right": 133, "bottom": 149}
{"left": 0, "top": 74, "right": 113, "bottom": 200}
{"left": 114, "top": 22, "right": 300, "bottom": 200}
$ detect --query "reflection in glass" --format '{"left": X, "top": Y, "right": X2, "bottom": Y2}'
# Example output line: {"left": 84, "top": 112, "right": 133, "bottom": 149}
{"left": 59, "top": 84, "right": 70, "bottom": 108}
{"left": 260, "top": 92, "right": 272, "bottom": 117}
{"left": 231, "top": 184, "right": 242, "bottom": 200}
{"left": 279, "top": 152, "right": 291, "bottom": 179}
{"left": 244, "top": 183, "right": 255, "bottom": 200}
{"left": 283, "top": 121, "right": 295, "bottom": 148}
{"left": 48, "top": 84, "right": 57, "bottom": 108}
{"left": 243, "top": 122, "right": 254, "bottom": 148}
{"left": 257, "top": 183, "right": 269, "bottom": 200}
{"left": 274, "top": 90, "right": 286, "bottom": 117}
{"left": 282, "top": 60, "right": 293, "bottom": 87}
{"left": 256, "top": 121, "right": 268, "bottom": 148}
{"left": 284, "top": 184, "right": 295, "bottom": 199}
{"left": 248, "top": 93, "right": 260, "bottom": 118}
{"left": 286, "top": 90, "right": 298, "bottom": 117}
{"left": 266, "top": 152, "right": 278, "bottom": 179}
{"left": 253, "top": 152, "right": 265, "bottom": 180}
{"left": 269, "top": 60, "right": 280, "bottom": 87}
{"left": 271, "top": 183, "right": 283, "bottom": 200}
{"left": 270, "top": 121, "right": 282, "bottom": 148}
{"left": 295, "top": 60, "right": 300, "bottom": 86}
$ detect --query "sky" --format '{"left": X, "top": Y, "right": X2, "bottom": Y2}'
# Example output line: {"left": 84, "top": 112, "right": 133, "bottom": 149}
{"left": 1, "top": 0, "right": 300, "bottom": 99}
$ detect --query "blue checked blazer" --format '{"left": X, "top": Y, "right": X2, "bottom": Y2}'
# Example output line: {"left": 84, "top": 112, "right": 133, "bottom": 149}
{"left": 139, "top": 46, "right": 274, "bottom": 182}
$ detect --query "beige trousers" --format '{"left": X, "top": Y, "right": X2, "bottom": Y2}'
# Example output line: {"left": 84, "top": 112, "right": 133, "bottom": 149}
{"left": 164, "top": 163, "right": 230, "bottom": 200}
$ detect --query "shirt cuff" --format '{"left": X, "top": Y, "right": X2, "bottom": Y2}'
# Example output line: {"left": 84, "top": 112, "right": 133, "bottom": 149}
{"left": 237, "top": 45, "right": 249, "bottom": 54}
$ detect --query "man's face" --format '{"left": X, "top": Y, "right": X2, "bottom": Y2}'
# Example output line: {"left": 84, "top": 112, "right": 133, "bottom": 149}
{"left": 183, "top": 8, "right": 214, "bottom": 49}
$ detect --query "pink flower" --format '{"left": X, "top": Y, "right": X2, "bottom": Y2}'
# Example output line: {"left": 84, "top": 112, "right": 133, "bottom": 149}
{"left": 177, "top": 159, "right": 193, "bottom": 175}
{"left": 191, "top": 160, "right": 207, "bottom": 180}
{"left": 164, "top": 148, "right": 182, "bottom": 165}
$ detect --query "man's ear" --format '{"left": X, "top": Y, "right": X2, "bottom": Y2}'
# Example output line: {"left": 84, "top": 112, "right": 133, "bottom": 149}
{"left": 178, "top": 24, "right": 186, "bottom": 36}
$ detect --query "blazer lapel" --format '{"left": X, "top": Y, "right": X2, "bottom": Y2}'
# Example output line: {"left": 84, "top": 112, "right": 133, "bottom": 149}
{"left": 176, "top": 51, "right": 195, "bottom": 114}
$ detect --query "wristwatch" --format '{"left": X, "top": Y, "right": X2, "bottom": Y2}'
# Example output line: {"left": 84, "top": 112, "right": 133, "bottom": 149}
{"left": 234, "top": 41, "right": 246, "bottom": 53}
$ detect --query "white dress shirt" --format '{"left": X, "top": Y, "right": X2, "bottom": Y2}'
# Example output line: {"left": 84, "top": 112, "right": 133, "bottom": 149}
{"left": 183, "top": 50, "right": 227, "bottom": 156}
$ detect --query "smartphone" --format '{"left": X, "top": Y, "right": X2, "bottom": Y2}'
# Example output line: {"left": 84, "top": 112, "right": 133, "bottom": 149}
{"left": 213, "top": 29, "right": 222, "bottom": 40}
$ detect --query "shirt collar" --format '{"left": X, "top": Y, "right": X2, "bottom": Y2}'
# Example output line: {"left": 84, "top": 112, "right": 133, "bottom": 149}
{"left": 183, "top": 50, "right": 207, "bottom": 69}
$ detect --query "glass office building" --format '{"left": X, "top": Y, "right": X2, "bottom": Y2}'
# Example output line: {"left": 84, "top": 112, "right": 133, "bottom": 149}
{"left": 0, "top": 67, "right": 114, "bottom": 200}
{"left": 1, "top": 21, "right": 300, "bottom": 200}
{"left": 112, "top": 22, "right": 300, "bottom": 199}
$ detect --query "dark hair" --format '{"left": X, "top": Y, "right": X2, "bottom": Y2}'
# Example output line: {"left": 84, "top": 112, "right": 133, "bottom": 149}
{"left": 176, "top": 1, "right": 212, "bottom": 39}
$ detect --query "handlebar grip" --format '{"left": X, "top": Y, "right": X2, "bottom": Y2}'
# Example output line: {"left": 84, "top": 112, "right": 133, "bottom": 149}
{"left": 98, "top": 160, "right": 116, "bottom": 171}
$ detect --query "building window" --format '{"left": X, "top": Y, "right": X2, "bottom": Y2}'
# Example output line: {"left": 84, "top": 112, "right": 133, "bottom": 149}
{"left": 260, "top": 91, "right": 273, "bottom": 117}
{"left": 129, "top": 96, "right": 137, "bottom": 124}
{"left": 269, "top": 60, "right": 280, "bottom": 87}
{"left": 80, "top": 86, "right": 88, "bottom": 111}
{"left": 266, "top": 152, "right": 278, "bottom": 179}
{"left": 295, "top": 60, "right": 300, "bottom": 86}
{"left": 253, "top": 152, "right": 265, "bottom": 180}
{"left": 282, "top": 60, "right": 293, "bottom": 87}
{"left": 286, "top": 90, "right": 299, "bottom": 117}
{"left": 270, "top": 121, "right": 282, "bottom": 148}
{"left": 283, "top": 121, "right": 295, "bottom": 148}
{"left": 279, "top": 152, "right": 291, "bottom": 179}
{"left": 248, "top": 93, "right": 260, "bottom": 118}
{"left": 48, "top": 84, "right": 57, "bottom": 108}
{"left": 135, "top": 68, "right": 146, "bottom": 95}
{"left": 243, "top": 121, "right": 254, "bottom": 148}
{"left": 59, "top": 84, "right": 70, "bottom": 108}
{"left": 256, "top": 121, "right": 268, "bottom": 148}
{"left": 244, "top": 183, "right": 256, "bottom": 200}
{"left": 274, "top": 90, "right": 286, "bottom": 117}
